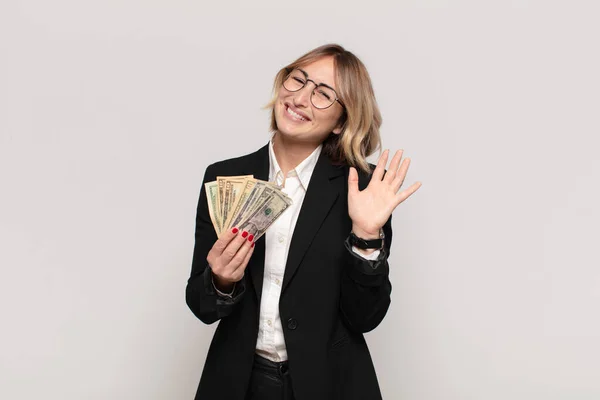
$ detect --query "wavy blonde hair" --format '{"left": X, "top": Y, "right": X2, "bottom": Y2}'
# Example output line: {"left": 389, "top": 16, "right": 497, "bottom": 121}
{"left": 266, "top": 44, "right": 382, "bottom": 173}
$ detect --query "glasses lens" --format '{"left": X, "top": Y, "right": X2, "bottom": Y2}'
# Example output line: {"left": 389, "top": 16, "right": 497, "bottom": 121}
{"left": 283, "top": 70, "right": 306, "bottom": 92}
{"left": 311, "top": 86, "right": 336, "bottom": 109}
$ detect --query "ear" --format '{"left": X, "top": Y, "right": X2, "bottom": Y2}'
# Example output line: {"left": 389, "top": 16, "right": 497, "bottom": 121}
{"left": 332, "top": 114, "right": 346, "bottom": 135}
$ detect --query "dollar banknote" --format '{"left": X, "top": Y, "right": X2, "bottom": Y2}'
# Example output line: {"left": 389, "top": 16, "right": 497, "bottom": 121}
{"left": 222, "top": 178, "right": 257, "bottom": 232}
{"left": 237, "top": 190, "right": 291, "bottom": 240}
{"left": 204, "top": 181, "right": 222, "bottom": 234}
{"left": 205, "top": 175, "right": 292, "bottom": 238}
{"left": 228, "top": 182, "right": 274, "bottom": 230}
{"left": 219, "top": 175, "right": 253, "bottom": 234}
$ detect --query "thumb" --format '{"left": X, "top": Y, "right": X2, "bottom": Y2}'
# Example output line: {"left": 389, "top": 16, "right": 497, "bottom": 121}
{"left": 348, "top": 167, "right": 359, "bottom": 195}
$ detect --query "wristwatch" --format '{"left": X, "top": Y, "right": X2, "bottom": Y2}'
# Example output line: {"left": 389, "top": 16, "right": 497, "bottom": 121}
{"left": 349, "top": 229, "right": 384, "bottom": 249}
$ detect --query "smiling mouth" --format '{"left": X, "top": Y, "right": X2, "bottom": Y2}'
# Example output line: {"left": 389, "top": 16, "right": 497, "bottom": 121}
{"left": 285, "top": 105, "right": 310, "bottom": 122}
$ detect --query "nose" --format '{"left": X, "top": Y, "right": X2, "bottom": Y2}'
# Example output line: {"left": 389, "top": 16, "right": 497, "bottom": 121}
{"left": 292, "top": 83, "right": 313, "bottom": 108}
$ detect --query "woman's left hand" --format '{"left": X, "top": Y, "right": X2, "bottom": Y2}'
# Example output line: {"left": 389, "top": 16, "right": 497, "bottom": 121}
{"left": 348, "top": 149, "right": 422, "bottom": 239}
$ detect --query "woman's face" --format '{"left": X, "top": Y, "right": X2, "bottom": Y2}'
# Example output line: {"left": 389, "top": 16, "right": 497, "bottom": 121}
{"left": 274, "top": 56, "right": 345, "bottom": 145}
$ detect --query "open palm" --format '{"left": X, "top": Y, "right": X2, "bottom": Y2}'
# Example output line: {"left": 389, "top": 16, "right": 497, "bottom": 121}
{"left": 348, "top": 149, "right": 422, "bottom": 238}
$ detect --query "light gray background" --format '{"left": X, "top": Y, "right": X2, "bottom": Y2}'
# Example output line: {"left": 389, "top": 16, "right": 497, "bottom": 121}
{"left": 1, "top": 0, "right": 599, "bottom": 399}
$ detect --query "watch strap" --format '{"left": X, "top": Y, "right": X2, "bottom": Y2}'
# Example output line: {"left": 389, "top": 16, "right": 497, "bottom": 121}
{"left": 349, "top": 230, "right": 384, "bottom": 249}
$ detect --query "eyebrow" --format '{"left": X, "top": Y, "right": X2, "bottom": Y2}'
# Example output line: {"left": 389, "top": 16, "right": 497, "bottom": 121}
{"left": 297, "top": 68, "right": 337, "bottom": 92}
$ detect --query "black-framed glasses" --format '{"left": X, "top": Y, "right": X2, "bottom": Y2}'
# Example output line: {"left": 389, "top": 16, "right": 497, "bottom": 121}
{"left": 282, "top": 69, "right": 345, "bottom": 110}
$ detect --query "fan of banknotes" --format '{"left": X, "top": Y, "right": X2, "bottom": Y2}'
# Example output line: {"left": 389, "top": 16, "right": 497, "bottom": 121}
{"left": 205, "top": 175, "right": 292, "bottom": 240}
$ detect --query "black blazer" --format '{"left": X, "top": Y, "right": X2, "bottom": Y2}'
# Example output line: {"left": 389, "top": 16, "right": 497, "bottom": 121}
{"left": 186, "top": 143, "right": 393, "bottom": 400}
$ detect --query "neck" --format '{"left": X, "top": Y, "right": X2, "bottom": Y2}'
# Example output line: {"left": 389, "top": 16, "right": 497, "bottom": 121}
{"left": 272, "top": 132, "right": 320, "bottom": 176}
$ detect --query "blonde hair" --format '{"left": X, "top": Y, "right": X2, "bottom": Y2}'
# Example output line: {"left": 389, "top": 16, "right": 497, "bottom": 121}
{"left": 266, "top": 44, "right": 382, "bottom": 173}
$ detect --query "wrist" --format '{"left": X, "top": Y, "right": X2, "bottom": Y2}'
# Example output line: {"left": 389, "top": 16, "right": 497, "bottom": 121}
{"left": 351, "top": 225, "right": 381, "bottom": 240}
{"left": 212, "top": 273, "right": 235, "bottom": 293}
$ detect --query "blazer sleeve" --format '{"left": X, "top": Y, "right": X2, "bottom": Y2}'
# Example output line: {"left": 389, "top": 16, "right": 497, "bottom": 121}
{"left": 339, "top": 167, "right": 394, "bottom": 334}
{"left": 185, "top": 163, "right": 247, "bottom": 325}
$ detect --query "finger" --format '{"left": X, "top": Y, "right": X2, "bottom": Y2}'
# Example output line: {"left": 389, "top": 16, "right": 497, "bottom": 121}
{"left": 209, "top": 227, "right": 239, "bottom": 258}
{"left": 348, "top": 167, "right": 360, "bottom": 195}
{"left": 391, "top": 158, "right": 411, "bottom": 192}
{"left": 383, "top": 149, "right": 403, "bottom": 184}
{"left": 220, "top": 230, "right": 251, "bottom": 265}
{"left": 232, "top": 241, "right": 255, "bottom": 281}
{"left": 394, "top": 181, "right": 423, "bottom": 206}
{"left": 371, "top": 149, "right": 389, "bottom": 182}
{"left": 227, "top": 234, "right": 254, "bottom": 271}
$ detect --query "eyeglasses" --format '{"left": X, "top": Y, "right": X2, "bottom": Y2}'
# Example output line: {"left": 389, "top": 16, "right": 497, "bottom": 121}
{"left": 282, "top": 69, "right": 345, "bottom": 110}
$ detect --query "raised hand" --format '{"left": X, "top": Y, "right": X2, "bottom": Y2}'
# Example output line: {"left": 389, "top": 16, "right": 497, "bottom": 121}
{"left": 348, "top": 149, "right": 422, "bottom": 239}
{"left": 206, "top": 227, "right": 255, "bottom": 292}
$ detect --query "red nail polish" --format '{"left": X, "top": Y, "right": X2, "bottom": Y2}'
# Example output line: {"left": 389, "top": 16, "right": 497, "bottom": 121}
{"left": 232, "top": 227, "right": 238, "bottom": 234}
{"left": 251, "top": 242, "right": 255, "bottom": 248}
{"left": 242, "top": 231, "right": 248, "bottom": 238}
{"left": 248, "top": 234, "right": 254, "bottom": 242}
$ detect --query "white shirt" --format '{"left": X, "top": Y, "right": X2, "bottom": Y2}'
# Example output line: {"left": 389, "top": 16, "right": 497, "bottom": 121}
{"left": 254, "top": 140, "right": 379, "bottom": 362}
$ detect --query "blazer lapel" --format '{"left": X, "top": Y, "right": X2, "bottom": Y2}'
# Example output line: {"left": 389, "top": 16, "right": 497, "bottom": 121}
{"left": 246, "top": 144, "right": 345, "bottom": 300}
{"left": 281, "top": 151, "right": 345, "bottom": 294}
{"left": 248, "top": 144, "right": 270, "bottom": 302}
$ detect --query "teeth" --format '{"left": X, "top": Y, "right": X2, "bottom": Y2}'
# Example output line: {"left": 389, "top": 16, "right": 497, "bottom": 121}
{"left": 286, "top": 106, "right": 307, "bottom": 121}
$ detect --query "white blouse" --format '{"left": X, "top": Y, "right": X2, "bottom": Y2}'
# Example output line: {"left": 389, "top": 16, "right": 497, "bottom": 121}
{"left": 254, "top": 140, "right": 379, "bottom": 362}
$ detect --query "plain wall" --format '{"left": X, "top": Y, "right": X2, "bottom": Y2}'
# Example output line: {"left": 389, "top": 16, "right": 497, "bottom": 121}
{"left": 1, "top": 0, "right": 599, "bottom": 399}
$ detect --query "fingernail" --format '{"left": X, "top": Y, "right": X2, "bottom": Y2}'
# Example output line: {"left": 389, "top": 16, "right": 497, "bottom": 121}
{"left": 232, "top": 227, "right": 239, "bottom": 234}
{"left": 248, "top": 234, "right": 254, "bottom": 242}
{"left": 242, "top": 231, "right": 248, "bottom": 238}
{"left": 251, "top": 242, "right": 255, "bottom": 248}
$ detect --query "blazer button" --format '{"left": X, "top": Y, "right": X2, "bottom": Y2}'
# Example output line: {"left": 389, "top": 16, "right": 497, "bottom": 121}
{"left": 287, "top": 318, "right": 298, "bottom": 330}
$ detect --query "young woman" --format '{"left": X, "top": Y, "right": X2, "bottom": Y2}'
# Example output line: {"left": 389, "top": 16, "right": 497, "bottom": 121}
{"left": 186, "top": 44, "right": 422, "bottom": 400}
